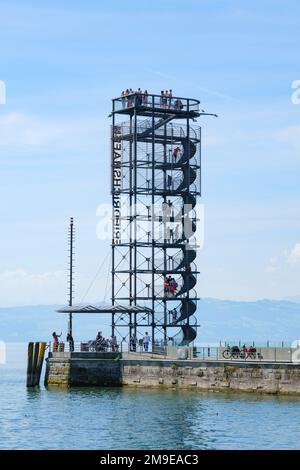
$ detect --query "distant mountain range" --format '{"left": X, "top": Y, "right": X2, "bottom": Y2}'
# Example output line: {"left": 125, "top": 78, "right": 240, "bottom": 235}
{"left": 0, "top": 298, "right": 300, "bottom": 343}
{"left": 283, "top": 296, "right": 300, "bottom": 303}
{"left": 197, "top": 298, "right": 300, "bottom": 343}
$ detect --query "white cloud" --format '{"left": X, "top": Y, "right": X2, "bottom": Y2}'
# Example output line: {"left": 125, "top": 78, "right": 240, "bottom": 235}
{"left": 0, "top": 269, "right": 66, "bottom": 306}
{"left": 287, "top": 244, "right": 300, "bottom": 265}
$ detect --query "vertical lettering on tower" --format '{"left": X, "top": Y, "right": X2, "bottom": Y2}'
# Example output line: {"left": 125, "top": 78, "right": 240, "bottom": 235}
{"left": 112, "top": 125, "right": 122, "bottom": 244}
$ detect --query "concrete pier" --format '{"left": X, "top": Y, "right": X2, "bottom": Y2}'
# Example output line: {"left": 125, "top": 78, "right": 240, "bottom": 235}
{"left": 45, "top": 352, "right": 122, "bottom": 387}
{"left": 45, "top": 351, "right": 300, "bottom": 395}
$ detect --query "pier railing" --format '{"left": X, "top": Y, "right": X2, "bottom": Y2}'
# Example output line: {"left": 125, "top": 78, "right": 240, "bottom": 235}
{"left": 49, "top": 340, "right": 158, "bottom": 355}
{"left": 193, "top": 345, "right": 299, "bottom": 363}
{"left": 48, "top": 341, "right": 300, "bottom": 363}
{"left": 222, "top": 340, "right": 296, "bottom": 349}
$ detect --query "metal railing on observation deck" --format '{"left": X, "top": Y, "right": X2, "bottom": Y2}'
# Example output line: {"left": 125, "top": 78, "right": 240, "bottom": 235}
{"left": 112, "top": 93, "right": 200, "bottom": 114}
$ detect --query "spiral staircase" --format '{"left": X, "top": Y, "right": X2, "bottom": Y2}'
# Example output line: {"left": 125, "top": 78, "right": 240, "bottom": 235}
{"left": 135, "top": 116, "right": 200, "bottom": 344}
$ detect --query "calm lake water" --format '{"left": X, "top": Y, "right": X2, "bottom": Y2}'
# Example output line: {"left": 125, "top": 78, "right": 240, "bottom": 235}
{"left": 1, "top": 347, "right": 300, "bottom": 449}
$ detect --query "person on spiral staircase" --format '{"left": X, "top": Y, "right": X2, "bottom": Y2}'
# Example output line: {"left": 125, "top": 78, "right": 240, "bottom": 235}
{"left": 164, "top": 275, "right": 178, "bottom": 298}
{"left": 167, "top": 174, "right": 172, "bottom": 188}
{"left": 172, "top": 146, "right": 181, "bottom": 162}
{"left": 169, "top": 308, "right": 178, "bottom": 324}
{"left": 172, "top": 308, "right": 178, "bottom": 323}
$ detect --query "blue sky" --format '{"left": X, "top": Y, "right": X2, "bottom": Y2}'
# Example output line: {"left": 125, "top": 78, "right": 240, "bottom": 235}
{"left": 0, "top": 0, "right": 300, "bottom": 306}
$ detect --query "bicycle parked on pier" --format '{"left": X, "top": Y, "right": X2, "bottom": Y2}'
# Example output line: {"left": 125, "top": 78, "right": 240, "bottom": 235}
{"left": 222, "top": 345, "right": 262, "bottom": 360}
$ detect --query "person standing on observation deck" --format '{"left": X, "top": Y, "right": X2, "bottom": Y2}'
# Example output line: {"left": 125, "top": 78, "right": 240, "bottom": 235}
{"left": 143, "top": 89, "right": 148, "bottom": 106}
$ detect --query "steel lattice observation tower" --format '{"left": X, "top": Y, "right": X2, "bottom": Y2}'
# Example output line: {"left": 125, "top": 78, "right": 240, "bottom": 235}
{"left": 58, "top": 92, "right": 216, "bottom": 347}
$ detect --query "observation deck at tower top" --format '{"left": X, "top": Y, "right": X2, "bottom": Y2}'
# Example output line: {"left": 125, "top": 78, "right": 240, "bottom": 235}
{"left": 111, "top": 92, "right": 201, "bottom": 119}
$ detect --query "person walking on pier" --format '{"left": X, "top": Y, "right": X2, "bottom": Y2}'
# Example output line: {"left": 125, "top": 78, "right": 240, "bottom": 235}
{"left": 52, "top": 331, "right": 62, "bottom": 352}
{"left": 143, "top": 332, "right": 151, "bottom": 352}
{"left": 130, "top": 334, "right": 137, "bottom": 352}
{"left": 138, "top": 337, "right": 144, "bottom": 352}
{"left": 110, "top": 335, "right": 118, "bottom": 351}
{"left": 96, "top": 331, "right": 103, "bottom": 341}
{"left": 66, "top": 333, "right": 74, "bottom": 352}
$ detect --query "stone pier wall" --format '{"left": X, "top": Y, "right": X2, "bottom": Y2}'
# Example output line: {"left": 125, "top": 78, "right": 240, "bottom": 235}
{"left": 45, "top": 353, "right": 300, "bottom": 395}
{"left": 121, "top": 359, "right": 300, "bottom": 394}
{"left": 45, "top": 352, "right": 121, "bottom": 387}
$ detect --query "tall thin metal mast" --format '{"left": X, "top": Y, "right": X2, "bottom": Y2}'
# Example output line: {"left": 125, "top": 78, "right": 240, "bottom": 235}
{"left": 68, "top": 217, "right": 74, "bottom": 336}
